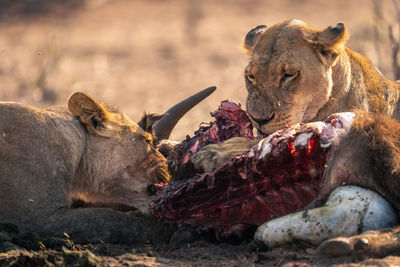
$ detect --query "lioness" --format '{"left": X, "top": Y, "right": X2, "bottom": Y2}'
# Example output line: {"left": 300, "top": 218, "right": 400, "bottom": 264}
{"left": 0, "top": 88, "right": 215, "bottom": 243}
{"left": 244, "top": 19, "right": 400, "bottom": 134}
{"left": 193, "top": 20, "right": 400, "bottom": 171}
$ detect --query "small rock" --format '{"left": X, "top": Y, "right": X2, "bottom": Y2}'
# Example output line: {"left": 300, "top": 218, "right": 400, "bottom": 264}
{"left": 13, "top": 232, "right": 45, "bottom": 250}
{"left": 0, "top": 231, "right": 13, "bottom": 243}
{"left": 169, "top": 227, "right": 200, "bottom": 251}
{"left": 0, "top": 241, "right": 21, "bottom": 252}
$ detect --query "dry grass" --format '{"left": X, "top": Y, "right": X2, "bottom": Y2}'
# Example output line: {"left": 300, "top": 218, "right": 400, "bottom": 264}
{"left": 0, "top": 0, "right": 398, "bottom": 140}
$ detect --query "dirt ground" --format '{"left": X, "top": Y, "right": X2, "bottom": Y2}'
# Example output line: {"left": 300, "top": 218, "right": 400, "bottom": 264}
{"left": 1, "top": 230, "right": 400, "bottom": 266}
{"left": 1, "top": 218, "right": 400, "bottom": 267}
{"left": 2, "top": 0, "right": 400, "bottom": 266}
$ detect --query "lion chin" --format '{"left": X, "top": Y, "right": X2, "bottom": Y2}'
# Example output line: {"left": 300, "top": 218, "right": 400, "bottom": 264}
{"left": 250, "top": 104, "right": 315, "bottom": 135}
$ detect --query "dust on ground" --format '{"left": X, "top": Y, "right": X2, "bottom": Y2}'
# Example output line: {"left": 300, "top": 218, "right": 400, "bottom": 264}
{"left": 1, "top": 225, "right": 400, "bottom": 267}
{"left": 1, "top": 1, "right": 400, "bottom": 266}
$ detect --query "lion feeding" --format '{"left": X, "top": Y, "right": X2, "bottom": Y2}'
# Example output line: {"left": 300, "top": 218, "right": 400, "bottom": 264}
{"left": 244, "top": 20, "right": 400, "bottom": 135}
{"left": 151, "top": 20, "right": 400, "bottom": 259}
{"left": 0, "top": 87, "right": 215, "bottom": 243}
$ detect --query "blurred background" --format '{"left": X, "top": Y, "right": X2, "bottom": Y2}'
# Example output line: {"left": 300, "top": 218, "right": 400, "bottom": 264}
{"left": 0, "top": 0, "right": 399, "bottom": 140}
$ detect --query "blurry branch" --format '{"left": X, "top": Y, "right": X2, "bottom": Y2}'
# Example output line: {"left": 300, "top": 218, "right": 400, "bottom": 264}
{"left": 391, "top": 0, "right": 400, "bottom": 80}
{"left": 393, "top": 0, "right": 400, "bottom": 21}
{"left": 372, "top": 0, "right": 400, "bottom": 80}
{"left": 35, "top": 40, "right": 63, "bottom": 103}
{"left": 0, "top": 0, "right": 85, "bottom": 21}
{"left": 372, "top": 0, "right": 384, "bottom": 68}
{"left": 389, "top": 25, "right": 400, "bottom": 80}
{"left": 5, "top": 38, "right": 62, "bottom": 104}
{"left": 185, "top": 0, "right": 203, "bottom": 45}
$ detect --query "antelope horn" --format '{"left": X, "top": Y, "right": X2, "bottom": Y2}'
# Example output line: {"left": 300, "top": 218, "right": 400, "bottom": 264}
{"left": 153, "top": 86, "right": 217, "bottom": 141}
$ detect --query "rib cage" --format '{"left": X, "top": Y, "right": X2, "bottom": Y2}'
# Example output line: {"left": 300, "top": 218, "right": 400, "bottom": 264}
{"left": 151, "top": 101, "right": 332, "bottom": 238}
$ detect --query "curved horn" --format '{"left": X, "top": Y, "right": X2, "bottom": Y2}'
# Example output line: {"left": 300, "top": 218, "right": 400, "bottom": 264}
{"left": 153, "top": 86, "right": 217, "bottom": 141}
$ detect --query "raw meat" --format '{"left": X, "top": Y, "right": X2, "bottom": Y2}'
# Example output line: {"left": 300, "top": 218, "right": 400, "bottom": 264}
{"left": 151, "top": 102, "right": 354, "bottom": 238}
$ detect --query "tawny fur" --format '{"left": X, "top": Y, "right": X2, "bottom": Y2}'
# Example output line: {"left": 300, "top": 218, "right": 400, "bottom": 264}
{"left": 192, "top": 137, "right": 259, "bottom": 171}
{"left": 194, "top": 19, "right": 400, "bottom": 173}
{"left": 314, "top": 111, "right": 400, "bottom": 257}
{"left": 244, "top": 20, "right": 400, "bottom": 135}
{"left": 315, "top": 111, "right": 400, "bottom": 211}
{"left": 0, "top": 92, "right": 170, "bottom": 243}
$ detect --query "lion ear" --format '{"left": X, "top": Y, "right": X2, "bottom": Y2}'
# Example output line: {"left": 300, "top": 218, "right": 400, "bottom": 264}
{"left": 137, "top": 112, "right": 165, "bottom": 133}
{"left": 244, "top": 25, "right": 267, "bottom": 55}
{"left": 68, "top": 92, "right": 109, "bottom": 134}
{"left": 311, "top": 23, "right": 349, "bottom": 65}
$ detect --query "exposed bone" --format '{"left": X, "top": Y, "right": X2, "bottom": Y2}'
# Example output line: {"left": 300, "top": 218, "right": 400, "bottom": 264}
{"left": 153, "top": 86, "right": 217, "bottom": 141}
{"left": 320, "top": 112, "right": 355, "bottom": 148}
{"left": 254, "top": 186, "right": 398, "bottom": 249}
{"left": 294, "top": 132, "right": 313, "bottom": 148}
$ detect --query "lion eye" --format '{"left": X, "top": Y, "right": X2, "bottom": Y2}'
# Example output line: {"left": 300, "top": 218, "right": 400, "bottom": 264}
{"left": 143, "top": 134, "right": 153, "bottom": 144}
{"left": 281, "top": 71, "right": 299, "bottom": 83}
{"left": 284, "top": 73, "right": 296, "bottom": 78}
{"left": 247, "top": 74, "right": 256, "bottom": 84}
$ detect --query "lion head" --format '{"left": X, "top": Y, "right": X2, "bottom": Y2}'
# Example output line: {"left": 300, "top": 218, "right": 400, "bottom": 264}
{"left": 244, "top": 20, "right": 349, "bottom": 134}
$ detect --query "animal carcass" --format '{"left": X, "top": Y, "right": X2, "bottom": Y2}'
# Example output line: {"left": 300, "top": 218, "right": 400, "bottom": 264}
{"left": 151, "top": 102, "right": 398, "bottom": 256}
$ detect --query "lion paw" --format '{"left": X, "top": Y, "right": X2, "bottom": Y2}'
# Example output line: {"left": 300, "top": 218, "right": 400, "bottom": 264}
{"left": 192, "top": 137, "right": 258, "bottom": 172}
{"left": 191, "top": 143, "right": 226, "bottom": 171}
{"left": 316, "top": 235, "right": 374, "bottom": 258}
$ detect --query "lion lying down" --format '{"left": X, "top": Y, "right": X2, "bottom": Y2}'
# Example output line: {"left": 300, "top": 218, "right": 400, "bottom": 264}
{"left": 0, "top": 87, "right": 216, "bottom": 244}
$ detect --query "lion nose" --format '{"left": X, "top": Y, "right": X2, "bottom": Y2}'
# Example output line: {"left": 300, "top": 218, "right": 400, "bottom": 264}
{"left": 250, "top": 113, "right": 275, "bottom": 125}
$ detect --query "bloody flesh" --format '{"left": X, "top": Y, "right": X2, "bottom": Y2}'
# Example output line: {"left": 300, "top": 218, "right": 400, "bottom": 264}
{"left": 167, "top": 100, "right": 254, "bottom": 180}
{"left": 150, "top": 101, "right": 330, "bottom": 237}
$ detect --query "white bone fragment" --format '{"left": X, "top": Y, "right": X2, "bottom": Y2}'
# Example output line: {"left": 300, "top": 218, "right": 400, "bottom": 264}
{"left": 294, "top": 132, "right": 313, "bottom": 148}
{"left": 254, "top": 185, "right": 398, "bottom": 248}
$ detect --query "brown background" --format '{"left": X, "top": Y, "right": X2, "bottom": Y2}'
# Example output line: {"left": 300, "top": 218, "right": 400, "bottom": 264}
{"left": 0, "top": 0, "right": 398, "bottom": 140}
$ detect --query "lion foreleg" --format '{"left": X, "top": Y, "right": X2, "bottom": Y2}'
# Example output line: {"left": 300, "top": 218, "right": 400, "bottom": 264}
{"left": 316, "top": 226, "right": 400, "bottom": 258}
